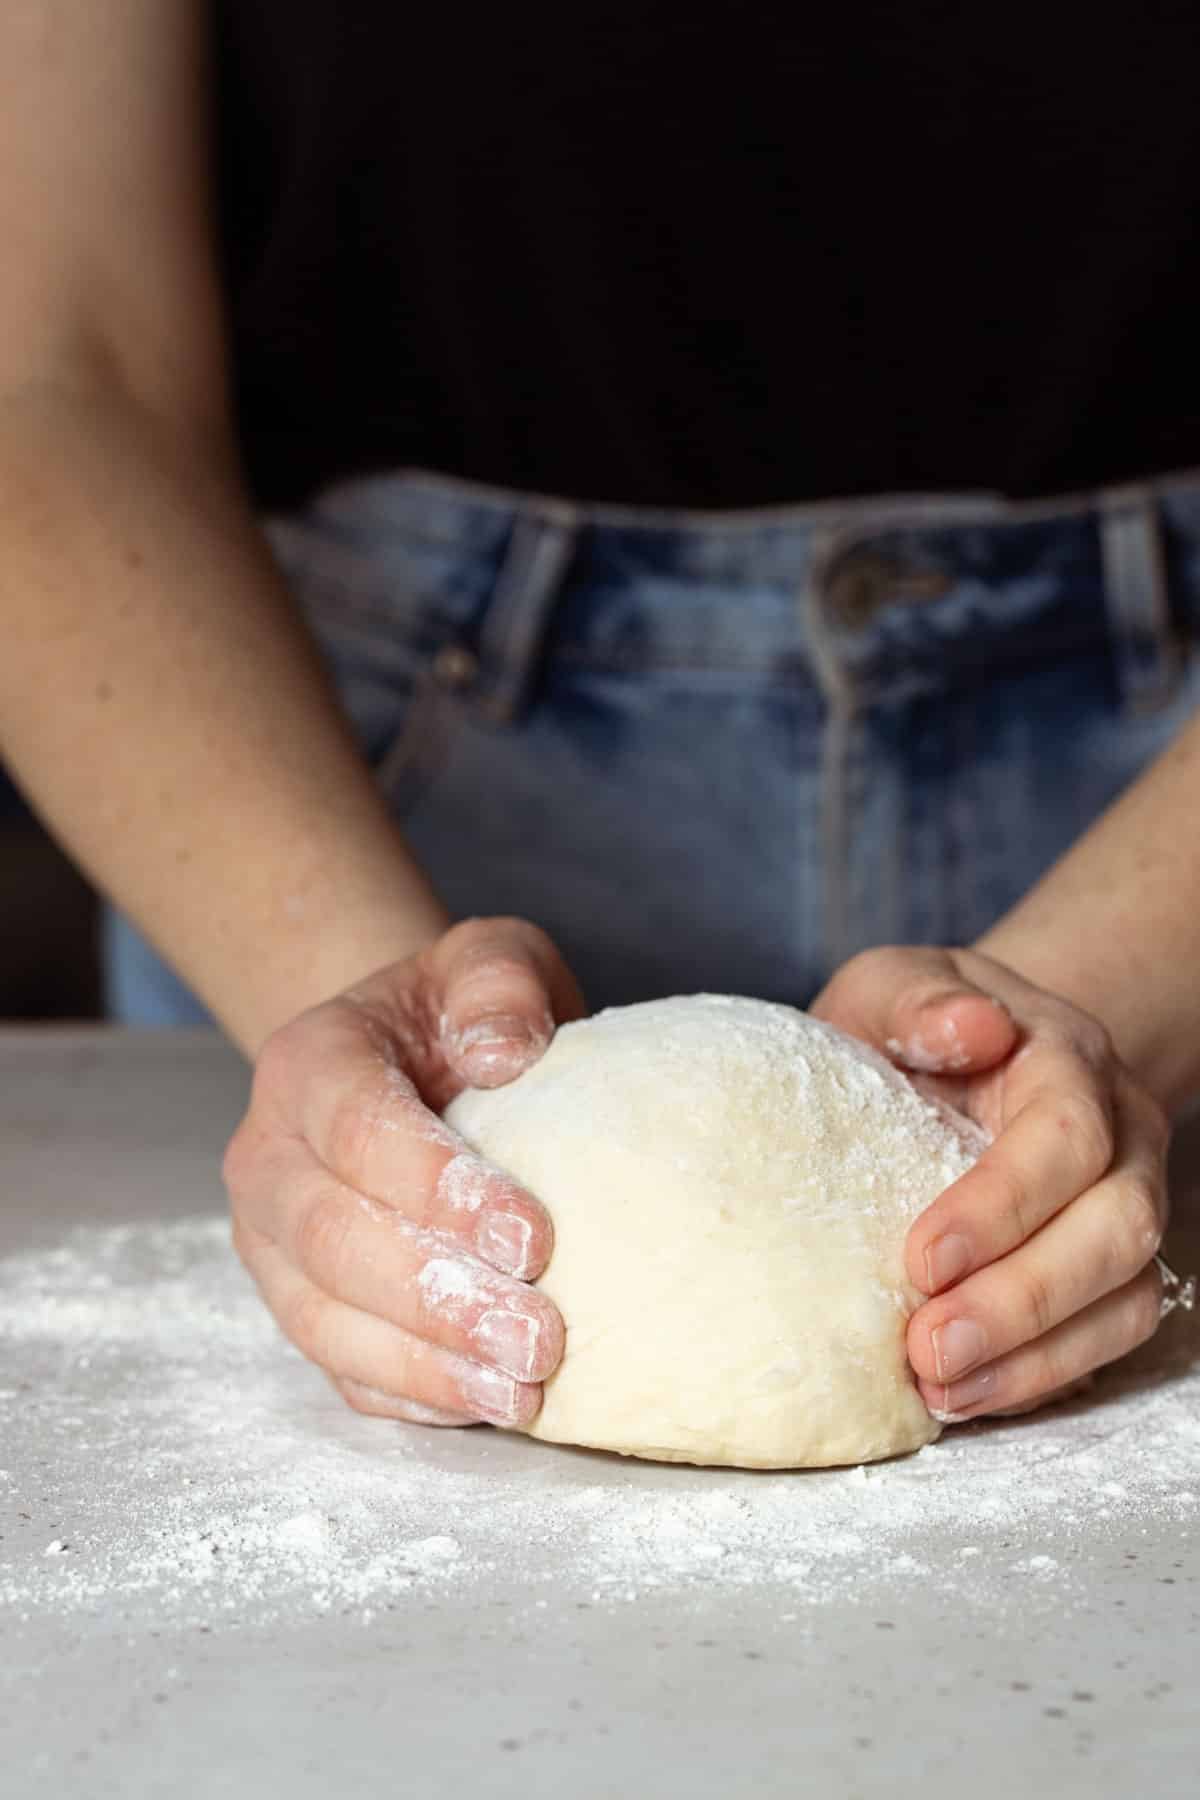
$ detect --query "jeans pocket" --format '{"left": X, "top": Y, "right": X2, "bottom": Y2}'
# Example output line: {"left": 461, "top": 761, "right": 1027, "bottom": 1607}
{"left": 265, "top": 515, "right": 470, "bottom": 816}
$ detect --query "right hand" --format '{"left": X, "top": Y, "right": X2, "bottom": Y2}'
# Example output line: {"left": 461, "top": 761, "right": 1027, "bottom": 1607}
{"left": 223, "top": 917, "right": 584, "bottom": 1428}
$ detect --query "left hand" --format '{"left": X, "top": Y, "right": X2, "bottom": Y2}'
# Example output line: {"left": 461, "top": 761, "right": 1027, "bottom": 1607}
{"left": 810, "top": 946, "right": 1171, "bottom": 1423}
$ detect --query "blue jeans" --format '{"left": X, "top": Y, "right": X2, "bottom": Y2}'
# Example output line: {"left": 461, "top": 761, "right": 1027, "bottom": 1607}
{"left": 105, "top": 468, "right": 1200, "bottom": 1025}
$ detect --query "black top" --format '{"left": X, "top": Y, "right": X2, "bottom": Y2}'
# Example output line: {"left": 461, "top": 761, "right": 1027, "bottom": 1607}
{"left": 215, "top": 2, "right": 1200, "bottom": 511}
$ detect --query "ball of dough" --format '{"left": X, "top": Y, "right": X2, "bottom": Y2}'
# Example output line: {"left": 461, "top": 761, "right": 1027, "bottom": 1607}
{"left": 445, "top": 995, "right": 984, "bottom": 1469}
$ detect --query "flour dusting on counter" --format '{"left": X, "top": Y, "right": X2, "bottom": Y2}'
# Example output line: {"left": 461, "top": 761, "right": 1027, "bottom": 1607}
{"left": 1, "top": 1215, "right": 1197, "bottom": 1632}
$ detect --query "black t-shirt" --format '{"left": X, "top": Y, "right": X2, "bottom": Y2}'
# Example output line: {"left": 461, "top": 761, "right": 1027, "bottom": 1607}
{"left": 215, "top": 2, "right": 1200, "bottom": 511}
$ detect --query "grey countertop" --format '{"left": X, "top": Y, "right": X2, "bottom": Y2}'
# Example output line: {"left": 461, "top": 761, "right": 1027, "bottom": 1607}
{"left": 1, "top": 1028, "right": 1198, "bottom": 1799}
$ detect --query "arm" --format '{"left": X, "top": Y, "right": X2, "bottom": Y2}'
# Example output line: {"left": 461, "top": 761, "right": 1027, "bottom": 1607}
{"left": 978, "top": 708, "right": 1200, "bottom": 1115}
{"left": 0, "top": 0, "right": 446, "bottom": 1056}
{"left": 812, "top": 706, "right": 1200, "bottom": 1424}
{"left": 0, "top": 2, "right": 576, "bottom": 1431}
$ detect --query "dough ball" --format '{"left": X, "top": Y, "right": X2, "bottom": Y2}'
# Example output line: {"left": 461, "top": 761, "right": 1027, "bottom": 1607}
{"left": 445, "top": 994, "right": 984, "bottom": 1469}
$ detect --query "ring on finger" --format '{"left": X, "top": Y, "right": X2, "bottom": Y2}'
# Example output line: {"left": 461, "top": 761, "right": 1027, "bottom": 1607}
{"left": 1154, "top": 1253, "right": 1197, "bottom": 1320}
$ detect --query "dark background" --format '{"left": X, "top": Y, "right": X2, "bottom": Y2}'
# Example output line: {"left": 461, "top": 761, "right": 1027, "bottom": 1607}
{"left": 0, "top": 774, "right": 100, "bottom": 1021}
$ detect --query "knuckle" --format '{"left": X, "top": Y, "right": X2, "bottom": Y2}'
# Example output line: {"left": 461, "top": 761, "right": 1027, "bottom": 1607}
{"left": 1029, "top": 1017, "right": 1076, "bottom": 1057}
{"left": 455, "top": 948, "right": 541, "bottom": 999}
{"left": 1022, "top": 1261, "right": 1056, "bottom": 1339}
{"left": 282, "top": 1284, "right": 328, "bottom": 1363}
{"left": 984, "top": 1375, "right": 1040, "bottom": 1417}
{"left": 1039, "top": 1014, "right": 1112, "bottom": 1070}
{"left": 293, "top": 1188, "right": 354, "bottom": 1287}
{"left": 1037, "top": 1334, "right": 1083, "bottom": 1398}
{"left": 819, "top": 947, "right": 890, "bottom": 1007}
{"left": 324, "top": 1069, "right": 397, "bottom": 1171}
{"left": 497, "top": 916, "right": 558, "bottom": 966}
{"left": 254, "top": 1015, "right": 306, "bottom": 1099}
{"left": 1052, "top": 1091, "right": 1114, "bottom": 1182}
{"left": 975, "top": 1359, "right": 1028, "bottom": 1415}
{"left": 840, "top": 946, "right": 887, "bottom": 982}
{"left": 336, "top": 1378, "right": 371, "bottom": 1416}
{"left": 1135, "top": 1086, "right": 1172, "bottom": 1156}
{"left": 1126, "top": 1278, "right": 1163, "bottom": 1350}
{"left": 220, "top": 1122, "right": 252, "bottom": 1196}
{"left": 1075, "top": 1017, "right": 1114, "bottom": 1067}
{"left": 860, "top": 945, "right": 915, "bottom": 990}
{"left": 1111, "top": 1172, "right": 1165, "bottom": 1266}
{"left": 445, "top": 915, "right": 500, "bottom": 951}
{"left": 987, "top": 1160, "right": 1036, "bottom": 1245}
{"left": 229, "top": 1214, "right": 255, "bottom": 1269}
{"left": 338, "top": 1378, "right": 400, "bottom": 1418}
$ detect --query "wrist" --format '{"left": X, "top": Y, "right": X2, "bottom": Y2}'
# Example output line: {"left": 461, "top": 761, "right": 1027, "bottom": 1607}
{"left": 150, "top": 797, "right": 452, "bottom": 1056}
{"left": 226, "top": 866, "right": 451, "bottom": 1056}
{"left": 972, "top": 917, "right": 1183, "bottom": 1115}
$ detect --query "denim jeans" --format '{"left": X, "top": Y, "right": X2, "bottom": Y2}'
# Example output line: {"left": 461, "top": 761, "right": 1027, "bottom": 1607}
{"left": 105, "top": 468, "right": 1200, "bottom": 1026}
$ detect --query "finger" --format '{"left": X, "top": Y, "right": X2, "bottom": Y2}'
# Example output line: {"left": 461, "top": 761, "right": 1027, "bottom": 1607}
{"left": 331, "top": 1375, "right": 476, "bottom": 1427}
{"left": 243, "top": 1237, "right": 542, "bottom": 1427}
{"left": 812, "top": 946, "right": 1017, "bottom": 1074}
{"left": 238, "top": 1007, "right": 554, "bottom": 1279}
{"left": 908, "top": 1114, "right": 1164, "bottom": 1387}
{"left": 430, "top": 916, "right": 586, "bottom": 1089}
{"left": 988, "top": 1373, "right": 1094, "bottom": 1419}
{"left": 906, "top": 1042, "right": 1122, "bottom": 1295}
{"left": 917, "top": 1262, "right": 1163, "bottom": 1422}
{"left": 261, "top": 1147, "right": 563, "bottom": 1380}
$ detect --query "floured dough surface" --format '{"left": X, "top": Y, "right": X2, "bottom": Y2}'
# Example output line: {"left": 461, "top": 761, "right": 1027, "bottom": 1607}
{"left": 446, "top": 994, "right": 984, "bottom": 1469}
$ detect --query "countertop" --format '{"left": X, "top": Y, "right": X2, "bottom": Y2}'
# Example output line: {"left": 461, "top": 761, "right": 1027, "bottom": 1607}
{"left": 1, "top": 1028, "right": 1197, "bottom": 1799}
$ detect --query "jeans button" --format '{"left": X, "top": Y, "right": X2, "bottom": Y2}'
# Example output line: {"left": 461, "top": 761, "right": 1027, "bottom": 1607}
{"left": 825, "top": 552, "right": 901, "bottom": 628}
{"left": 825, "top": 551, "right": 953, "bottom": 628}
{"left": 432, "top": 644, "right": 479, "bottom": 689}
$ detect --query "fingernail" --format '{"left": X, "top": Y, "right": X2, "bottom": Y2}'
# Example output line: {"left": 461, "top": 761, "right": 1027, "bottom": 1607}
{"left": 925, "top": 1233, "right": 972, "bottom": 1293}
{"left": 459, "top": 1014, "right": 535, "bottom": 1053}
{"left": 474, "top": 1308, "right": 541, "bottom": 1380}
{"left": 459, "top": 1360, "right": 523, "bottom": 1424}
{"left": 931, "top": 1316, "right": 989, "bottom": 1381}
{"left": 455, "top": 1015, "right": 544, "bottom": 1085}
{"left": 905, "top": 1013, "right": 961, "bottom": 1072}
{"left": 477, "top": 1209, "right": 535, "bottom": 1278}
{"left": 936, "top": 1363, "right": 997, "bottom": 1417}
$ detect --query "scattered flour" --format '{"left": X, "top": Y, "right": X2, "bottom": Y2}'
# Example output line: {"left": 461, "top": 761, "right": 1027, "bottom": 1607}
{"left": 417, "top": 1255, "right": 495, "bottom": 1313}
{"left": 1, "top": 1214, "right": 1197, "bottom": 1631}
{"left": 436, "top": 1152, "right": 492, "bottom": 1215}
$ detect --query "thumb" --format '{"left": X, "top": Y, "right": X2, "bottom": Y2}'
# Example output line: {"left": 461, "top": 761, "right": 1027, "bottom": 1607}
{"left": 811, "top": 946, "right": 1017, "bottom": 1075}
{"left": 430, "top": 916, "right": 585, "bottom": 1090}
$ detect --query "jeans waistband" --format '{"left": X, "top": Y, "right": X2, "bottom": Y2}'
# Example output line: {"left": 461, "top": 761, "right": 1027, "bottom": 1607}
{"left": 273, "top": 464, "right": 1200, "bottom": 722}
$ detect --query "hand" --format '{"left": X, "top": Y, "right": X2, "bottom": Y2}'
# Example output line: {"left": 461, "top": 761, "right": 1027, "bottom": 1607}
{"left": 223, "top": 917, "right": 584, "bottom": 1428}
{"left": 810, "top": 946, "right": 1171, "bottom": 1423}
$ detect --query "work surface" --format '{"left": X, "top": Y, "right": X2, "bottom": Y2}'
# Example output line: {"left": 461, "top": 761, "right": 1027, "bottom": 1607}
{"left": 1, "top": 1032, "right": 1197, "bottom": 1799}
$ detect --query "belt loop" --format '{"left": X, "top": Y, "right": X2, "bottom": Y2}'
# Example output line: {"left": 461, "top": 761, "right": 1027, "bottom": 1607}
{"left": 1098, "top": 485, "right": 1179, "bottom": 713}
{"left": 474, "top": 502, "right": 582, "bottom": 724}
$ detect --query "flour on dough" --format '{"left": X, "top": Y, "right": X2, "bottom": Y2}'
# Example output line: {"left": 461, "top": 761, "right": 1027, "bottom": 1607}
{"left": 446, "top": 994, "right": 985, "bottom": 1469}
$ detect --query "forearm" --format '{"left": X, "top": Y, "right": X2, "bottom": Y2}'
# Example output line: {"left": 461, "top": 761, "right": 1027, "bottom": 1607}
{"left": 0, "top": 383, "right": 448, "bottom": 1054}
{"left": 977, "top": 708, "right": 1200, "bottom": 1114}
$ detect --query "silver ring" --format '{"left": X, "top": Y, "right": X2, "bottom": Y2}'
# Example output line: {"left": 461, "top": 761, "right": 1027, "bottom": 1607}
{"left": 1155, "top": 1253, "right": 1197, "bottom": 1320}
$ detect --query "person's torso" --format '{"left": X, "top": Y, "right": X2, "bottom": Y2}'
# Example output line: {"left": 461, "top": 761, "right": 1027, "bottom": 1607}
{"left": 215, "top": 1, "right": 1200, "bottom": 510}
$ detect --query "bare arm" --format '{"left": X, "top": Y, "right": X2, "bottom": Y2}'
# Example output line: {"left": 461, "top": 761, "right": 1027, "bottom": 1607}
{"left": 978, "top": 707, "right": 1200, "bottom": 1115}
{"left": 0, "top": 0, "right": 446, "bottom": 1054}
{"left": 814, "top": 705, "right": 1200, "bottom": 1429}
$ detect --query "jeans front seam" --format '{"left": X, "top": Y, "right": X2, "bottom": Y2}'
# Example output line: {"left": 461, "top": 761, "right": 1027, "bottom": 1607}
{"left": 373, "top": 670, "right": 458, "bottom": 811}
